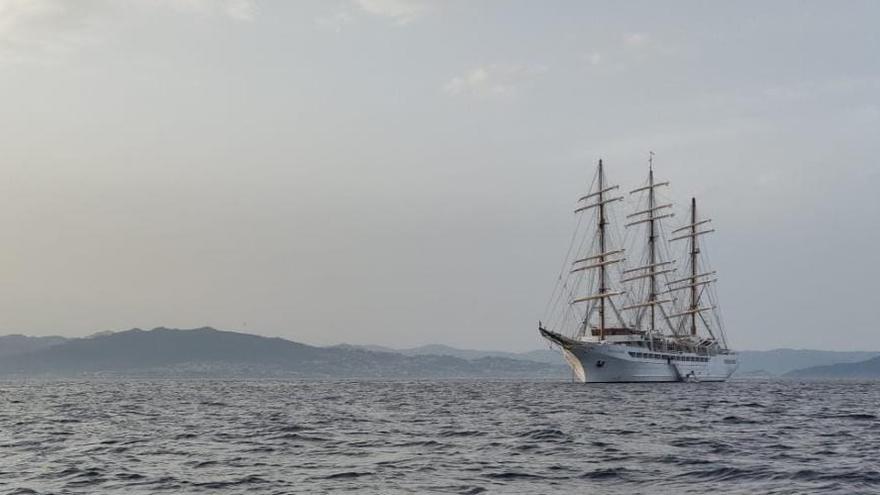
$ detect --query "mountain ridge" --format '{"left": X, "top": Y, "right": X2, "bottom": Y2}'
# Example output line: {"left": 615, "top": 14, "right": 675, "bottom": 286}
{"left": 340, "top": 344, "right": 880, "bottom": 376}
{"left": 339, "top": 343, "right": 562, "bottom": 364}
{"left": 785, "top": 356, "right": 880, "bottom": 378}
{"left": 0, "top": 334, "right": 68, "bottom": 357}
{"left": 0, "top": 327, "right": 566, "bottom": 379}
{"left": 2, "top": 329, "right": 878, "bottom": 378}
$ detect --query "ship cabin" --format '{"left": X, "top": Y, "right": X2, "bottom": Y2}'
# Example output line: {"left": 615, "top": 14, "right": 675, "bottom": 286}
{"left": 583, "top": 326, "right": 645, "bottom": 344}
{"left": 582, "top": 325, "right": 733, "bottom": 357}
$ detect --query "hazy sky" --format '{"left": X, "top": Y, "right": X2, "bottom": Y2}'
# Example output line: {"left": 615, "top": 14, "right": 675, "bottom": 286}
{"left": 0, "top": 0, "right": 877, "bottom": 351}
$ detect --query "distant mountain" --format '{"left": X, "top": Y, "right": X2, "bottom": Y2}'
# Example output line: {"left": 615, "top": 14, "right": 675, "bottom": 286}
{"left": 346, "top": 344, "right": 880, "bottom": 376}
{"left": 0, "top": 327, "right": 567, "bottom": 379}
{"left": 4, "top": 329, "right": 875, "bottom": 379}
{"left": 0, "top": 334, "right": 68, "bottom": 357}
{"left": 343, "top": 343, "right": 563, "bottom": 364}
{"left": 735, "top": 349, "right": 879, "bottom": 376}
{"left": 785, "top": 356, "right": 880, "bottom": 378}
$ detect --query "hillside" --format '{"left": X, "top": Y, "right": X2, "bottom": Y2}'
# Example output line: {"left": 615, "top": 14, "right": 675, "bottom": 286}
{"left": 350, "top": 343, "right": 562, "bottom": 364}
{"left": 4, "top": 329, "right": 876, "bottom": 379}
{"left": 0, "top": 334, "right": 68, "bottom": 357}
{"left": 736, "top": 349, "right": 879, "bottom": 375}
{"left": 785, "top": 356, "right": 880, "bottom": 378}
{"left": 347, "top": 345, "right": 880, "bottom": 376}
{"left": 0, "top": 327, "right": 566, "bottom": 379}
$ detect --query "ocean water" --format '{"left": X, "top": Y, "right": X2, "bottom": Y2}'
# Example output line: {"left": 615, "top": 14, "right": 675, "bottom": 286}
{"left": 1, "top": 379, "right": 878, "bottom": 494}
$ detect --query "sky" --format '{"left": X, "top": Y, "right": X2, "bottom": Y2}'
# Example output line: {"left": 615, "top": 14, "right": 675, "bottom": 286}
{"left": 0, "top": 0, "right": 877, "bottom": 351}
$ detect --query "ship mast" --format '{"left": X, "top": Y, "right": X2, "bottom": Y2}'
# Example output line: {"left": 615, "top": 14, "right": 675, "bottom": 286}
{"left": 622, "top": 153, "right": 674, "bottom": 338}
{"left": 569, "top": 159, "right": 626, "bottom": 340}
{"left": 648, "top": 155, "right": 657, "bottom": 333}
{"left": 598, "top": 159, "right": 607, "bottom": 338}
{"left": 668, "top": 198, "right": 716, "bottom": 338}
{"left": 689, "top": 197, "right": 698, "bottom": 336}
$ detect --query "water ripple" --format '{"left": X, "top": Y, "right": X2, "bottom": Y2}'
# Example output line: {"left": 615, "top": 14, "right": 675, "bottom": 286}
{"left": 0, "top": 379, "right": 878, "bottom": 494}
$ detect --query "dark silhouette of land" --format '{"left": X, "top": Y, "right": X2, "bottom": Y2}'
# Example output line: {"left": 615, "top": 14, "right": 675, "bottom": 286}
{"left": 785, "top": 356, "right": 880, "bottom": 378}
{"left": 1, "top": 328, "right": 877, "bottom": 378}
{"left": 0, "top": 327, "right": 566, "bottom": 378}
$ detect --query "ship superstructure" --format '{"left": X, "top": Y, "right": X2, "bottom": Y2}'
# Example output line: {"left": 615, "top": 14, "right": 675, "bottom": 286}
{"left": 539, "top": 156, "right": 737, "bottom": 382}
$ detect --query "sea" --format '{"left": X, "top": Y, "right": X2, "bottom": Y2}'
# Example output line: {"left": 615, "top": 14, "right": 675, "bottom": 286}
{"left": 1, "top": 379, "right": 878, "bottom": 494}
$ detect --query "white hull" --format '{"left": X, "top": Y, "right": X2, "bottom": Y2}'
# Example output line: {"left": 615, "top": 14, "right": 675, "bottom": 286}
{"left": 558, "top": 341, "right": 738, "bottom": 383}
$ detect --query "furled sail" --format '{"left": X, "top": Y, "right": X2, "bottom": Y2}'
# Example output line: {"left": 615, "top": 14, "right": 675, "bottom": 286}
{"left": 541, "top": 159, "right": 630, "bottom": 341}
{"left": 540, "top": 154, "right": 730, "bottom": 354}
{"left": 619, "top": 154, "right": 678, "bottom": 336}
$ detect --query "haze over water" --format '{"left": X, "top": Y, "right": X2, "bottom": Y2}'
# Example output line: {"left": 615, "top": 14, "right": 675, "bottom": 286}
{"left": 2, "top": 379, "right": 878, "bottom": 494}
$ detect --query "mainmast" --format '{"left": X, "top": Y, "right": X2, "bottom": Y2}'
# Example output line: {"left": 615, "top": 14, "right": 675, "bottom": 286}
{"left": 622, "top": 153, "right": 674, "bottom": 337}
{"left": 598, "top": 160, "right": 607, "bottom": 338}
{"left": 648, "top": 156, "right": 657, "bottom": 332}
{"left": 689, "top": 197, "right": 698, "bottom": 336}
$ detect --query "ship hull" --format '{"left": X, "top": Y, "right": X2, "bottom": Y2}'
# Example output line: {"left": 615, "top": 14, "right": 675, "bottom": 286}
{"left": 556, "top": 340, "right": 738, "bottom": 383}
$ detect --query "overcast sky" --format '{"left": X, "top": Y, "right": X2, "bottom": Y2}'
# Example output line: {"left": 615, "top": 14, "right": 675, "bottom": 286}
{"left": 0, "top": 0, "right": 877, "bottom": 351}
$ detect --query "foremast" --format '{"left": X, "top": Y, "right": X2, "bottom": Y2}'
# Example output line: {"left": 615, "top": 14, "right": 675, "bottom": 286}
{"left": 598, "top": 160, "right": 608, "bottom": 336}
{"left": 569, "top": 159, "right": 627, "bottom": 340}
{"left": 689, "top": 198, "right": 699, "bottom": 336}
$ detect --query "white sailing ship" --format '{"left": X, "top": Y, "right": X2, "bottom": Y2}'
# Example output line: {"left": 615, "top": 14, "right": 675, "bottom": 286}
{"left": 539, "top": 156, "right": 738, "bottom": 382}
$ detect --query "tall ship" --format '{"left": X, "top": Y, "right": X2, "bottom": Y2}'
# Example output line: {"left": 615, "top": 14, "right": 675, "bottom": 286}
{"left": 539, "top": 156, "right": 738, "bottom": 382}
